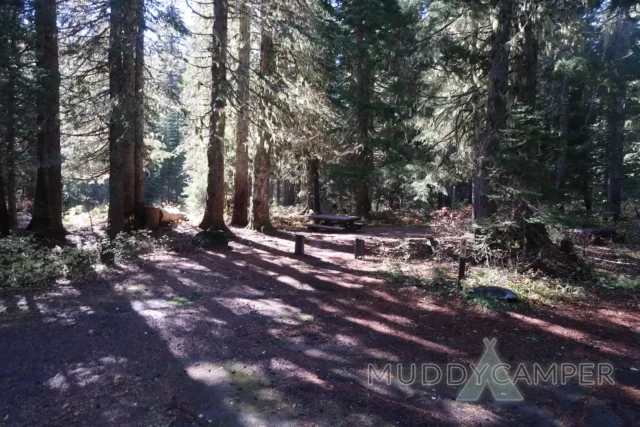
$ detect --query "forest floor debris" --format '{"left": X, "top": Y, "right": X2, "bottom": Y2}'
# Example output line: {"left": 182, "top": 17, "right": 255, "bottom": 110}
{"left": 0, "top": 224, "right": 639, "bottom": 426}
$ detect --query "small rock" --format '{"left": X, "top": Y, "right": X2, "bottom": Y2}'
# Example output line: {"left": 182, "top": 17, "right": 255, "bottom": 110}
{"left": 472, "top": 286, "right": 518, "bottom": 302}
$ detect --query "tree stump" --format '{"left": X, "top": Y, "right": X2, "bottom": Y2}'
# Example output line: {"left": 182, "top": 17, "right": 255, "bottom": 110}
{"left": 355, "top": 238, "right": 365, "bottom": 260}
{"left": 144, "top": 207, "right": 161, "bottom": 230}
{"left": 295, "top": 235, "right": 305, "bottom": 256}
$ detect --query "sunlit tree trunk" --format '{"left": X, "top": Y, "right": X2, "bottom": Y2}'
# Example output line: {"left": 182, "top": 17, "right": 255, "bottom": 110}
{"left": 249, "top": 0, "right": 275, "bottom": 231}
{"left": 199, "top": 0, "right": 228, "bottom": 231}
{"left": 231, "top": 0, "right": 251, "bottom": 227}
{"left": 121, "top": 4, "right": 136, "bottom": 220}
{"left": 27, "top": 0, "right": 66, "bottom": 239}
{"left": 133, "top": 0, "right": 145, "bottom": 227}
{"left": 108, "top": 0, "right": 125, "bottom": 238}
{"left": 473, "top": 0, "right": 512, "bottom": 220}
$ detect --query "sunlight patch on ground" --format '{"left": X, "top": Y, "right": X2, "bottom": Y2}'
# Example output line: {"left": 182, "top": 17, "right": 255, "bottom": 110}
{"left": 306, "top": 297, "right": 344, "bottom": 315}
{"left": 16, "top": 295, "right": 29, "bottom": 311}
{"left": 34, "top": 300, "right": 93, "bottom": 325}
{"left": 276, "top": 275, "right": 316, "bottom": 291}
{"left": 334, "top": 333, "right": 360, "bottom": 348}
{"left": 314, "top": 273, "right": 364, "bottom": 289}
{"left": 345, "top": 316, "right": 459, "bottom": 355}
{"left": 369, "top": 289, "right": 401, "bottom": 304}
{"left": 597, "top": 309, "right": 640, "bottom": 330}
{"left": 360, "top": 347, "right": 401, "bottom": 362}
{"left": 354, "top": 366, "right": 418, "bottom": 399}
{"left": 186, "top": 361, "right": 232, "bottom": 386}
{"left": 375, "top": 312, "right": 414, "bottom": 326}
{"left": 507, "top": 312, "right": 633, "bottom": 357}
{"left": 46, "top": 373, "right": 70, "bottom": 391}
{"left": 269, "top": 357, "right": 327, "bottom": 387}
{"left": 508, "top": 313, "right": 589, "bottom": 342}
{"left": 303, "top": 348, "right": 349, "bottom": 363}
{"left": 215, "top": 297, "right": 314, "bottom": 326}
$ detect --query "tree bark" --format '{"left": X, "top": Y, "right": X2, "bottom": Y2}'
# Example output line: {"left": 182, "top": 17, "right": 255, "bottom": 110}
{"left": 605, "top": 8, "right": 632, "bottom": 219}
{"left": 354, "top": 16, "right": 374, "bottom": 218}
{"left": 4, "top": 3, "right": 20, "bottom": 228}
{"left": 199, "top": 0, "right": 228, "bottom": 231}
{"left": 514, "top": 1, "right": 537, "bottom": 107}
{"left": 231, "top": 0, "right": 251, "bottom": 227}
{"left": 0, "top": 160, "right": 9, "bottom": 236}
{"left": 306, "top": 157, "right": 321, "bottom": 213}
{"left": 27, "top": 0, "right": 66, "bottom": 238}
{"left": 473, "top": 0, "right": 512, "bottom": 220}
{"left": 249, "top": 0, "right": 275, "bottom": 231}
{"left": 607, "top": 93, "right": 625, "bottom": 219}
{"left": 555, "top": 76, "right": 570, "bottom": 192}
{"left": 133, "top": 0, "right": 145, "bottom": 227}
{"left": 512, "top": 2, "right": 550, "bottom": 247}
{"left": 0, "top": 140, "right": 8, "bottom": 235}
{"left": 121, "top": 4, "right": 136, "bottom": 219}
{"left": 282, "top": 180, "right": 295, "bottom": 206}
{"left": 251, "top": 143, "right": 272, "bottom": 230}
{"left": 108, "top": 0, "right": 125, "bottom": 238}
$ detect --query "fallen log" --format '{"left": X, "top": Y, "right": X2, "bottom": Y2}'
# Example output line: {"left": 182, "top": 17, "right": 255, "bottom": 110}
{"left": 142, "top": 206, "right": 188, "bottom": 230}
{"left": 159, "top": 208, "right": 188, "bottom": 226}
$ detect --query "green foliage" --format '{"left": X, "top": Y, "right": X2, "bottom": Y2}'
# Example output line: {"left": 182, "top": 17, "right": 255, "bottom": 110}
{"left": 597, "top": 274, "right": 640, "bottom": 292}
{"left": 101, "top": 230, "right": 168, "bottom": 263}
{"left": 0, "top": 236, "right": 99, "bottom": 290}
{"left": 192, "top": 229, "right": 229, "bottom": 249}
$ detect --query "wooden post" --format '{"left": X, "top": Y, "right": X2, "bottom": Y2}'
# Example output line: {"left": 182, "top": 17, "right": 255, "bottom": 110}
{"left": 355, "top": 238, "right": 365, "bottom": 260}
{"left": 295, "top": 235, "right": 305, "bottom": 256}
{"left": 457, "top": 239, "right": 466, "bottom": 289}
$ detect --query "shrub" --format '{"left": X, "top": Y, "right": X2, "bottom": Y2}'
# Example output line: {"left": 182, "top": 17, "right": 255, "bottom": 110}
{"left": 100, "top": 230, "right": 168, "bottom": 263}
{"left": 0, "top": 236, "right": 99, "bottom": 290}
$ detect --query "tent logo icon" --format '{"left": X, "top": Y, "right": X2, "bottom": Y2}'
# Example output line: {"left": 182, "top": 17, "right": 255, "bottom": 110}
{"left": 457, "top": 338, "right": 524, "bottom": 402}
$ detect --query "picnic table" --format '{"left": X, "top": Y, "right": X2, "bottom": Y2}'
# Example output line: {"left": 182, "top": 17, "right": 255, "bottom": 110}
{"left": 304, "top": 214, "right": 366, "bottom": 232}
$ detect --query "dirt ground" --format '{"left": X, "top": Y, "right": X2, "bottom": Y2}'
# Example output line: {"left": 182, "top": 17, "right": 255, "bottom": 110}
{"left": 1, "top": 225, "right": 639, "bottom": 426}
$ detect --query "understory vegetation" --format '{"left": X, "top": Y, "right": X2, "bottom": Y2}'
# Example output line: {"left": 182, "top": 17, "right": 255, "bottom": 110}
{"left": 0, "top": 0, "right": 639, "bottom": 301}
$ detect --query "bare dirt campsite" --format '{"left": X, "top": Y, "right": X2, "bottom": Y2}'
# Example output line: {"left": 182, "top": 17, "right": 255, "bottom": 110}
{"left": 1, "top": 209, "right": 639, "bottom": 426}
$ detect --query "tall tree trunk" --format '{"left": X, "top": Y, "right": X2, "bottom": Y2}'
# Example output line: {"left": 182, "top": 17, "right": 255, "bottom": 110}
{"left": 108, "top": 0, "right": 125, "bottom": 238}
{"left": 4, "top": 4, "right": 19, "bottom": 228}
{"left": 555, "top": 76, "right": 570, "bottom": 192}
{"left": 513, "top": 1, "right": 549, "bottom": 247}
{"left": 354, "top": 19, "right": 373, "bottom": 218}
{"left": 607, "top": 93, "right": 625, "bottom": 219}
{"left": 249, "top": 0, "right": 274, "bottom": 231}
{"left": 0, "top": 159, "right": 8, "bottom": 236}
{"left": 199, "top": 0, "right": 228, "bottom": 231}
{"left": 133, "top": 0, "right": 145, "bottom": 227}
{"left": 473, "top": 0, "right": 512, "bottom": 220}
{"left": 306, "top": 157, "right": 321, "bottom": 213}
{"left": 282, "top": 181, "right": 295, "bottom": 206}
{"left": 605, "top": 8, "right": 632, "bottom": 220}
{"left": 27, "top": 0, "right": 66, "bottom": 238}
{"left": 231, "top": 0, "right": 251, "bottom": 227}
{"left": 514, "top": 1, "right": 537, "bottom": 107}
{"left": 121, "top": 5, "right": 136, "bottom": 219}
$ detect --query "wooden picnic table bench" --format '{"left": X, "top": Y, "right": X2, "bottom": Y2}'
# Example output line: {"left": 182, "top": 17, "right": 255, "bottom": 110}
{"left": 304, "top": 214, "right": 366, "bottom": 232}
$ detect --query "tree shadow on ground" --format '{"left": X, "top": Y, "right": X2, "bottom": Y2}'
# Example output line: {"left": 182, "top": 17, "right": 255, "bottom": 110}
{"left": 1, "top": 227, "right": 639, "bottom": 426}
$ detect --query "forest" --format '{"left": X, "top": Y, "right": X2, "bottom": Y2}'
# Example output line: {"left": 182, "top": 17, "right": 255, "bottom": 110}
{"left": 0, "top": 0, "right": 639, "bottom": 425}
